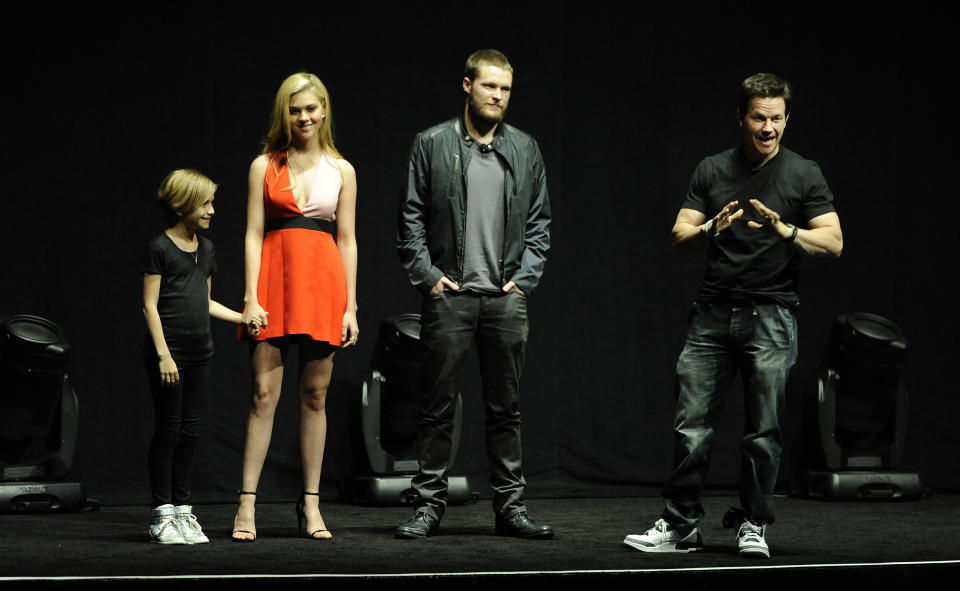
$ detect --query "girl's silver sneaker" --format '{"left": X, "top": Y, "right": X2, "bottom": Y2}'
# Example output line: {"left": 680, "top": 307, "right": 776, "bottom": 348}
{"left": 149, "top": 504, "right": 187, "bottom": 544}
{"left": 175, "top": 505, "right": 210, "bottom": 544}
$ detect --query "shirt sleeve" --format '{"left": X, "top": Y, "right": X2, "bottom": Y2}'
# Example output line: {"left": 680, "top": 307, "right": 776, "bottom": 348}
{"left": 142, "top": 238, "right": 165, "bottom": 276}
{"left": 681, "top": 157, "right": 711, "bottom": 214}
{"left": 800, "top": 161, "right": 836, "bottom": 222}
{"left": 396, "top": 133, "right": 445, "bottom": 294}
{"left": 511, "top": 138, "right": 551, "bottom": 295}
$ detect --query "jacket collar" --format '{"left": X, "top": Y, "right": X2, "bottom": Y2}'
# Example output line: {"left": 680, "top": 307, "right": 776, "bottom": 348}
{"left": 457, "top": 113, "right": 506, "bottom": 149}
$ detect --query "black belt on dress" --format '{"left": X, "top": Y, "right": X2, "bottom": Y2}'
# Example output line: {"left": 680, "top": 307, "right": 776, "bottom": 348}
{"left": 265, "top": 216, "right": 335, "bottom": 236}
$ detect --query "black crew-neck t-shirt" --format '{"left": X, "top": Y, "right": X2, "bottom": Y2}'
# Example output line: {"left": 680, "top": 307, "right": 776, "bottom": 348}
{"left": 682, "top": 146, "right": 836, "bottom": 308}
{"left": 141, "top": 232, "right": 217, "bottom": 362}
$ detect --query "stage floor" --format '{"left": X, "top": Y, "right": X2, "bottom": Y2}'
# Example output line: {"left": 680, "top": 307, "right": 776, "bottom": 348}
{"left": 1, "top": 493, "right": 958, "bottom": 587}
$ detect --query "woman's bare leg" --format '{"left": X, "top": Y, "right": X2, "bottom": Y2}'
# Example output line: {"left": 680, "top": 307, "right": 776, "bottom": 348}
{"left": 297, "top": 341, "right": 335, "bottom": 539}
{"left": 233, "top": 340, "right": 285, "bottom": 541}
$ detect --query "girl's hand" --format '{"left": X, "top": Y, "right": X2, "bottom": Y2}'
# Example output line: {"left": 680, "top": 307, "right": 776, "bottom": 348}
{"left": 244, "top": 317, "right": 262, "bottom": 337}
{"left": 159, "top": 355, "right": 179, "bottom": 388}
{"left": 341, "top": 311, "right": 359, "bottom": 348}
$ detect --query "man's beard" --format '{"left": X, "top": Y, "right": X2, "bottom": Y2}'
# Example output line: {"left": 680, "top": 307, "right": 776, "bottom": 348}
{"left": 467, "top": 95, "right": 507, "bottom": 128}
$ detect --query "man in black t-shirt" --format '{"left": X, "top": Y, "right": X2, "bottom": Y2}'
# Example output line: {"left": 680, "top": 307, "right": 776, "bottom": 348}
{"left": 624, "top": 73, "right": 843, "bottom": 558}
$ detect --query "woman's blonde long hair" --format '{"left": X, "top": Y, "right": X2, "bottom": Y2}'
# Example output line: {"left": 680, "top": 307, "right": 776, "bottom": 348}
{"left": 263, "top": 72, "right": 342, "bottom": 158}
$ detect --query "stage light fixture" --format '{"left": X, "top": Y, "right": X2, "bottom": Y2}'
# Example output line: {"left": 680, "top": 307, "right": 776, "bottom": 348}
{"left": 0, "top": 314, "right": 87, "bottom": 512}
{"left": 339, "top": 313, "right": 472, "bottom": 505}
{"left": 794, "top": 312, "right": 922, "bottom": 500}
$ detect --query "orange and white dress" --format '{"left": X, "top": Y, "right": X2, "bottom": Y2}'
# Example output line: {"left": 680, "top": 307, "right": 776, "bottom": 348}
{"left": 242, "top": 151, "right": 346, "bottom": 345}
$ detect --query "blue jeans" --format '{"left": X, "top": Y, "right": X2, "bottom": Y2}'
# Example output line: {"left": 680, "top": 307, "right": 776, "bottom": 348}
{"left": 662, "top": 300, "right": 797, "bottom": 527}
{"left": 412, "top": 290, "right": 529, "bottom": 520}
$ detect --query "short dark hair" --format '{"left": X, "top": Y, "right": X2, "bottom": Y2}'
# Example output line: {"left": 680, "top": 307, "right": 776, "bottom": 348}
{"left": 464, "top": 49, "right": 513, "bottom": 80}
{"left": 738, "top": 73, "right": 792, "bottom": 119}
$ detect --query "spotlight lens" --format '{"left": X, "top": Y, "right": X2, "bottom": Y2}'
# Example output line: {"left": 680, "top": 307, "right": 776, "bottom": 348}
{"left": 849, "top": 316, "right": 901, "bottom": 342}
{"left": 6, "top": 317, "right": 62, "bottom": 346}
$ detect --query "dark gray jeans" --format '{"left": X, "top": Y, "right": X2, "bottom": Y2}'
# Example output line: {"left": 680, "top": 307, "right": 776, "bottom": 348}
{"left": 662, "top": 300, "right": 798, "bottom": 527}
{"left": 412, "top": 289, "right": 529, "bottom": 520}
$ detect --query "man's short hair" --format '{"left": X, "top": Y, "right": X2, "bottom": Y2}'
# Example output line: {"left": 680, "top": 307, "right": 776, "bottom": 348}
{"left": 738, "top": 73, "right": 792, "bottom": 119}
{"left": 464, "top": 49, "right": 514, "bottom": 80}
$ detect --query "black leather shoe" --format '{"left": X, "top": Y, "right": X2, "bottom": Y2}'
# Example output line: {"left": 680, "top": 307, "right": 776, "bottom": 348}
{"left": 395, "top": 512, "right": 439, "bottom": 539}
{"left": 495, "top": 511, "right": 555, "bottom": 539}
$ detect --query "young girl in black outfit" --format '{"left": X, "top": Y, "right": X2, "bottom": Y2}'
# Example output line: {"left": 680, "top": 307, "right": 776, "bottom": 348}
{"left": 142, "top": 169, "right": 255, "bottom": 544}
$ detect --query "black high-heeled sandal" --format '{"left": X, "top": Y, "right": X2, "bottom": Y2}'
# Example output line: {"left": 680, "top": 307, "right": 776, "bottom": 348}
{"left": 295, "top": 491, "right": 332, "bottom": 540}
{"left": 232, "top": 490, "right": 257, "bottom": 542}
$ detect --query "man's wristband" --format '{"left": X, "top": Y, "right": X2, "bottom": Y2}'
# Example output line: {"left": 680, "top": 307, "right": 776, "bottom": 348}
{"left": 703, "top": 219, "right": 714, "bottom": 235}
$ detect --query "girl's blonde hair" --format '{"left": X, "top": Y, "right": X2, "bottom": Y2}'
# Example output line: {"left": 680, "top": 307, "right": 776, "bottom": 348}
{"left": 157, "top": 169, "right": 216, "bottom": 226}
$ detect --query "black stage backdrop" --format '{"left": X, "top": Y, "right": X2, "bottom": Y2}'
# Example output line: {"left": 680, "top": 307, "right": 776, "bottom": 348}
{"left": 1, "top": 2, "right": 956, "bottom": 505}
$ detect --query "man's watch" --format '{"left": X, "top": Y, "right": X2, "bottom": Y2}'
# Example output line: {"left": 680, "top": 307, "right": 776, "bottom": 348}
{"left": 784, "top": 224, "right": 799, "bottom": 242}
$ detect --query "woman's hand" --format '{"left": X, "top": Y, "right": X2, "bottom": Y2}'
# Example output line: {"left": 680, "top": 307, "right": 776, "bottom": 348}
{"left": 341, "top": 310, "right": 359, "bottom": 348}
{"left": 242, "top": 304, "right": 268, "bottom": 336}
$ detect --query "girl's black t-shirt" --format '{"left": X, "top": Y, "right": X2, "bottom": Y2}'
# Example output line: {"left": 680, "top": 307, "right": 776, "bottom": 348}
{"left": 141, "top": 232, "right": 217, "bottom": 363}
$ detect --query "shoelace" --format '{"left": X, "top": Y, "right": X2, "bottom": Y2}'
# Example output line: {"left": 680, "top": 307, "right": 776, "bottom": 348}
{"left": 647, "top": 519, "right": 669, "bottom": 535}
{"left": 180, "top": 514, "right": 202, "bottom": 532}
{"left": 738, "top": 521, "right": 763, "bottom": 541}
{"left": 157, "top": 518, "right": 182, "bottom": 535}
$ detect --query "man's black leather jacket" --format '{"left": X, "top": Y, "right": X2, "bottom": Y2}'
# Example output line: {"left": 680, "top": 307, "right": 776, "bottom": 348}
{"left": 397, "top": 116, "right": 551, "bottom": 296}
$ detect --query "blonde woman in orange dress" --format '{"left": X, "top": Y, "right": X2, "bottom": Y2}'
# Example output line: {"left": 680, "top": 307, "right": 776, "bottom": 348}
{"left": 232, "top": 72, "right": 358, "bottom": 541}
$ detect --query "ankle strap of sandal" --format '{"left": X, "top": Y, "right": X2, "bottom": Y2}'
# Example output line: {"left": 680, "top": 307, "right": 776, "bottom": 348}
{"left": 237, "top": 490, "right": 257, "bottom": 496}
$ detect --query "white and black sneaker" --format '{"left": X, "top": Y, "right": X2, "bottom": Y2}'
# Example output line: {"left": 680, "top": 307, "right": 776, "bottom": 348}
{"left": 623, "top": 519, "right": 703, "bottom": 553}
{"left": 736, "top": 520, "right": 770, "bottom": 558}
{"left": 149, "top": 504, "right": 188, "bottom": 545}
